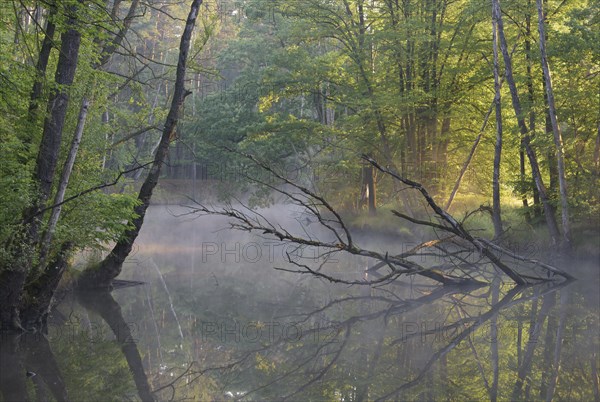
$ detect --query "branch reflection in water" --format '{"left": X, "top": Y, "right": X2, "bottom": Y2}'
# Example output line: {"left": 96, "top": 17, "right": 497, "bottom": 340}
{"left": 1, "top": 206, "right": 597, "bottom": 401}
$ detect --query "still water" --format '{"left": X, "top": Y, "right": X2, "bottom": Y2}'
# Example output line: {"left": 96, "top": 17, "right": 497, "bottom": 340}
{"left": 2, "top": 205, "right": 599, "bottom": 401}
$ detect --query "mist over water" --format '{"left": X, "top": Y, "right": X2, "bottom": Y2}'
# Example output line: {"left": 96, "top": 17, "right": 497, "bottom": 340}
{"left": 4, "top": 205, "right": 599, "bottom": 401}
{"left": 1, "top": 0, "right": 597, "bottom": 397}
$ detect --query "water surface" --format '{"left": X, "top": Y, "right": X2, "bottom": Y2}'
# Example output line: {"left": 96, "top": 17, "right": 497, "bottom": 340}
{"left": 2, "top": 205, "right": 598, "bottom": 401}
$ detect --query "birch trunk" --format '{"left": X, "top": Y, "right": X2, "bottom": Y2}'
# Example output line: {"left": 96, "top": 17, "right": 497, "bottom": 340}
{"left": 594, "top": 122, "right": 600, "bottom": 176}
{"left": 536, "top": 0, "right": 571, "bottom": 251}
{"left": 492, "top": 5, "right": 503, "bottom": 239}
{"left": 39, "top": 98, "right": 90, "bottom": 267}
{"left": 523, "top": 3, "right": 535, "bottom": 220}
{"left": 492, "top": 0, "right": 561, "bottom": 246}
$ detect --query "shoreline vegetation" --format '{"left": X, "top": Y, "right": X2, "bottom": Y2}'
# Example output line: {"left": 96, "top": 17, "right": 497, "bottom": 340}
{"left": 144, "top": 179, "right": 599, "bottom": 260}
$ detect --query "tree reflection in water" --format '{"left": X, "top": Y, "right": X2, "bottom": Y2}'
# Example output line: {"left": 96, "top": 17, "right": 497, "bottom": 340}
{"left": 0, "top": 332, "right": 66, "bottom": 401}
{"left": 1, "top": 272, "right": 597, "bottom": 401}
{"left": 0, "top": 288, "right": 154, "bottom": 402}
{"left": 77, "top": 289, "right": 155, "bottom": 402}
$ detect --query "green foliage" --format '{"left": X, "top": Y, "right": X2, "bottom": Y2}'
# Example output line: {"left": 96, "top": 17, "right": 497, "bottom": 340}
{"left": 177, "top": 0, "right": 599, "bottom": 249}
{"left": 0, "top": 0, "right": 201, "bottom": 273}
{"left": 0, "top": 135, "right": 33, "bottom": 246}
{"left": 54, "top": 192, "right": 139, "bottom": 250}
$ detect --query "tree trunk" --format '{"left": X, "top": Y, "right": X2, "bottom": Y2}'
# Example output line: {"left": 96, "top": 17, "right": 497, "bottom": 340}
{"left": 490, "top": 278, "right": 500, "bottom": 401}
{"left": 1, "top": 8, "right": 82, "bottom": 331}
{"left": 545, "top": 106, "right": 559, "bottom": 193}
{"left": 20, "top": 242, "right": 73, "bottom": 330}
{"left": 493, "top": 0, "right": 561, "bottom": 246}
{"left": 77, "top": 0, "right": 204, "bottom": 288}
{"left": 78, "top": 290, "right": 155, "bottom": 401}
{"left": 533, "top": 184, "right": 541, "bottom": 217}
{"left": 17, "top": 0, "right": 141, "bottom": 331}
{"left": 544, "top": 289, "right": 568, "bottom": 401}
{"left": 0, "top": 333, "right": 29, "bottom": 399}
{"left": 27, "top": 12, "right": 82, "bottom": 243}
{"left": 28, "top": 5, "right": 56, "bottom": 120}
{"left": 594, "top": 122, "right": 600, "bottom": 176}
{"left": 23, "top": 333, "right": 71, "bottom": 402}
{"left": 536, "top": 0, "right": 571, "bottom": 251}
{"left": 445, "top": 37, "right": 519, "bottom": 212}
{"left": 39, "top": 98, "right": 90, "bottom": 267}
{"left": 512, "top": 293, "right": 554, "bottom": 400}
{"left": 492, "top": 6, "right": 503, "bottom": 239}
{"left": 592, "top": 336, "right": 600, "bottom": 402}
{"left": 539, "top": 294, "right": 557, "bottom": 400}
{"left": 523, "top": 3, "right": 535, "bottom": 221}
{"left": 364, "top": 166, "right": 376, "bottom": 215}
{"left": 445, "top": 100, "right": 495, "bottom": 211}
{"left": 519, "top": 150, "right": 531, "bottom": 221}
{"left": 98, "top": 0, "right": 140, "bottom": 67}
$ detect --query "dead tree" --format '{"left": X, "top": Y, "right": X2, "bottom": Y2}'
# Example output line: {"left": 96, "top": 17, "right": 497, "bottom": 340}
{"left": 189, "top": 152, "right": 573, "bottom": 287}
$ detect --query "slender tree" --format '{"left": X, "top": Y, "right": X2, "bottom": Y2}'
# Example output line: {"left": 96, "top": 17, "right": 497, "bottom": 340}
{"left": 78, "top": 0, "right": 204, "bottom": 288}
{"left": 38, "top": 98, "right": 89, "bottom": 267}
{"left": 38, "top": 0, "right": 140, "bottom": 265}
{"left": 524, "top": 0, "right": 537, "bottom": 219}
{"left": 492, "top": 3, "right": 503, "bottom": 239}
{"left": 492, "top": 0, "right": 561, "bottom": 246}
{"left": 536, "top": 0, "right": 571, "bottom": 251}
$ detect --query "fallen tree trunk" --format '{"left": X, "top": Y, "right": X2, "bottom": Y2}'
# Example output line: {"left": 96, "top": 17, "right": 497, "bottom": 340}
{"left": 190, "top": 151, "right": 572, "bottom": 286}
